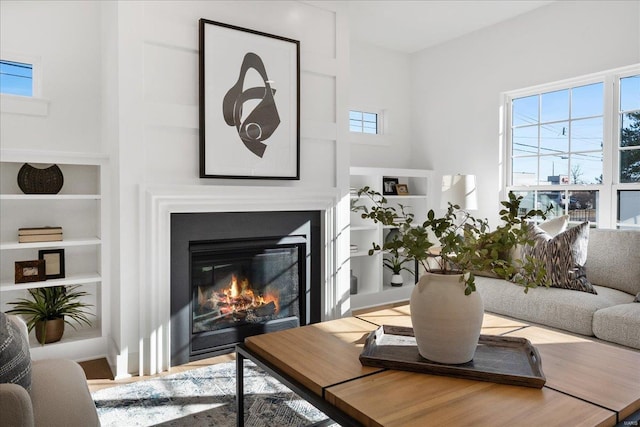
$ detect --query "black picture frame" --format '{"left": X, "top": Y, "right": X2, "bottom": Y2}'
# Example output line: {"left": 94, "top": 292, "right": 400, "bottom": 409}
{"left": 383, "top": 177, "right": 399, "bottom": 195}
{"left": 15, "top": 260, "right": 46, "bottom": 283}
{"left": 199, "top": 19, "right": 300, "bottom": 180}
{"left": 38, "top": 248, "right": 65, "bottom": 280}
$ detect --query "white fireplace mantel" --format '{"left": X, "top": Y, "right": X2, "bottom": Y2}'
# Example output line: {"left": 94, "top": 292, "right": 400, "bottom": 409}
{"left": 138, "top": 185, "right": 343, "bottom": 375}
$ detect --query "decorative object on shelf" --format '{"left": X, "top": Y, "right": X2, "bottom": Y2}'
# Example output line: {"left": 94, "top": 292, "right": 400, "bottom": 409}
{"left": 34, "top": 317, "right": 65, "bottom": 344}
{"left": 38, "top": 249, "right": 65, "bottom": 280}
{"left": 350, "top": 270, "right": 358, "bottom": 295}
{"left": 199, "top": 19, "right": 300, "bottom": 180}
{"left": 382, "top": 177, "right": 399, "bottom": 195}
{"left": 383, "top": 253, "right": 412, "bottom": 287}
{"left": 15, "top": 260, "right": 46, "bottom": 284}
{"left": 6, "top": 285, "right": 93, "bottom": 345}
{"left": 353, "top": 186, "right": 550, "bottom": 364}
{"left": 385, "top": 227, "right": 401, "bottom": 244}
{"left": 18, "top": 226, "right": 63, "bottom": 243}
{"left": 395, "top": 183, "right": 409, "bottom": 195}
{"left": 17, "top": 163, "right": 64, "bottom": 194}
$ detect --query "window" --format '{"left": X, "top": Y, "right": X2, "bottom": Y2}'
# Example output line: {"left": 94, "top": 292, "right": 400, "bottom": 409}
{"left": 350, "top": 110, "right": 378, "bottom": 134}
{"left": 619, "top": 75, "right": 640, "bottom": 183}
{"left": 505, "top": 65, "right": 640, "bottom": 229}
{"left": 0, "top": 59, "right": 33, "bottom": 96}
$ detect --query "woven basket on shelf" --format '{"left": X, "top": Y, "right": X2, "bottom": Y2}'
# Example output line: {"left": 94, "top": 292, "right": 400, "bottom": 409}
{"left": 17, "top": 163, "right": 64, "bottom": 194}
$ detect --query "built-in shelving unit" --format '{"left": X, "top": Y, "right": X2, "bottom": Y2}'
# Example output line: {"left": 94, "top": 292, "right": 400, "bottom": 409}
{"left": 349, "top": 167, "right": 434, "bottom": 310}
{"left": 0, "top": 149, "right": 109, "bottom": 361}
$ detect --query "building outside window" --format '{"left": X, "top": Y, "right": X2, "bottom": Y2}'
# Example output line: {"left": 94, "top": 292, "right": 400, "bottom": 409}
{"left": 504, "top": 65, "right": 640, "bottom": 229}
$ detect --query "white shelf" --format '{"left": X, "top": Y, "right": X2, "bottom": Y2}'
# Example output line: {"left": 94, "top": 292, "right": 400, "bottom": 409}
{"left": 384, "top": 195, "right": 427, "bottom": 200}
{"left": 0, "top": 237, "right": 101, "bottom": 250}
{"left": 0, "top": 194, "right": 101, "bottom": 200}
{"left": 0, "top": 149, "right": 109, "bottom": 361}
{"left": 350, "top": 250, "right": 371, "bottom": 258}
{"left": 351, "top": 225, "right": 377, "bottom": 232}
{"left": 0, "top": 148, "right": 108, "bottom": 165}
{"left": 349, "top": 166, "right": 433, "bottom": 311}
{"left": 0, "top": 273, "right": 102, "bottom": 291}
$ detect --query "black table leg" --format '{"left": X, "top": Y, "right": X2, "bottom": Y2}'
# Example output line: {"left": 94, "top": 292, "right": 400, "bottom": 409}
{"left": 236, "top": 352, "right": 245, "bottom": 427}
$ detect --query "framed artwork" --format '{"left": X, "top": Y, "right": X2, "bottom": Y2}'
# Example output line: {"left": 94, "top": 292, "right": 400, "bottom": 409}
{"left": 383, "top": 177, "right": 399, "bottom": 195}
{"left": 39, "top": 249, "right": 65, "bottom": 279}
{"left": 15, "top": 260, "right": 46, "bottom": 283}
{"left": 199, "top": 19, "right": 300, "bottom": 180}
{"left": 396, "top": 184, "right": 409, "bottom": 195}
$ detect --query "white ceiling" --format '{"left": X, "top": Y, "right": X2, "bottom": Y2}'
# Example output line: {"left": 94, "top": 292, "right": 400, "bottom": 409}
{"left": 347, "top": 0, "right": 556, "bottom": 54}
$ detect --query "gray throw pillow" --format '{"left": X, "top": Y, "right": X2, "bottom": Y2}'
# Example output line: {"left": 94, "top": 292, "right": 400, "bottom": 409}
{"left": 0, "top": 312, "right": 32, "bottom": 391}
{"left": 523, "top": 221, "right": 596, "bottom": 294}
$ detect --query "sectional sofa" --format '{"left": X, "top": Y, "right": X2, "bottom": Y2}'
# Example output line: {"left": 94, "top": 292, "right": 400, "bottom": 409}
{"left": 475, "top": 228, "right": 640, "bottom": 350}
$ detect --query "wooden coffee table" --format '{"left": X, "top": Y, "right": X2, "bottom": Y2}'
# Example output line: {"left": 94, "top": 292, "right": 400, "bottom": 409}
{"left": 236, "top": 308, "right": 640, "bottom": 426}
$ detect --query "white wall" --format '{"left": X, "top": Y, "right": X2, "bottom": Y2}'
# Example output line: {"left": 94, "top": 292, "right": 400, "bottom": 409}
{"left": 409, "top": 0, "right": 640, "bottom": 224}
{"left": 2, "top": 0, "right": 349, "bottom": 376}
{"left": 345, "top": 41, "right": 414, "bottom": 315}
{"left": 349, "top": 40, "right": 412, "bottom": 168}
{"left": 107, "top": 0, "right": 348, "bottom": 375}
{"left": 0, "top": 1, "right": 102, "bottom": 152}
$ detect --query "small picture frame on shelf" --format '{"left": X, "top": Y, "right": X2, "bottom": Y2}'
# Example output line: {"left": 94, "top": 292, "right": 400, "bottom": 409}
{"left": 38, "top": 249, "right": 65, "bottom": 279}
{"left": 383, "top": 177, "right": 399, "bottom": 195}
{"left": 395, "top": 184, "right": 409, "bottom": 195}
{"left": 15, "top": 260, "right": 46, "bottom": 283}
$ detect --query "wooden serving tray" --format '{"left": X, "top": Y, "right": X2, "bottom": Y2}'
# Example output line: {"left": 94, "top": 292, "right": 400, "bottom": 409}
{"left": 359, "top": 325, "right": 546, "bottom": 388}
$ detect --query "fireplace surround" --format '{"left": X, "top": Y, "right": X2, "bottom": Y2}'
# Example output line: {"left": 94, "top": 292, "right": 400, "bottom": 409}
{"left": 138, "top": 185, "right": 342, "bottom": 376}
{"left": 170, "top": 211, "right": 321, "bottom": 365}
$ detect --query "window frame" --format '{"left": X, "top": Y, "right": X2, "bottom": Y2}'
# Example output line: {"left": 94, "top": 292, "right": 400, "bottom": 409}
{"left": 502, "top": 64, "right": 640, "bottom": 229}
{"left": 349, "top": 109, "right": 379, "bottom": 135}
{"left": 0, "top": 51, "right": 48, "bottom": 116}
{"left": 349, "top": 107, "right": 389, "bottom": 146}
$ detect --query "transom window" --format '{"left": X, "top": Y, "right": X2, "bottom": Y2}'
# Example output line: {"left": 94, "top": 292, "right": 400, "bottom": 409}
{"left": 349, "top": 110, "right": 378, "bottom": 134}
{"left": 0, "top": 59, "right": 33, "bottom": 96}
{"left": 505, "top": 65, "right": 640, "bottom": 229}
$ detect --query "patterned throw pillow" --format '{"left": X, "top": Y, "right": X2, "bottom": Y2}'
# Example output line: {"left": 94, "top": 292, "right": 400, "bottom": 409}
{"left": 523, "top": 221, "right": 596, "bottom": 294}
{"left": 0, "top": 312, "right": 32, "bottom": 391}
{"left": 510, "top": 215, "right": 570, "bottom": 265}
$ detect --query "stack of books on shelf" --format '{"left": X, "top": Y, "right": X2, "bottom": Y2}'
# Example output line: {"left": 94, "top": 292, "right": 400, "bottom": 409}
{"left": 18, "top": 226, "right": 63, "bottom": 243}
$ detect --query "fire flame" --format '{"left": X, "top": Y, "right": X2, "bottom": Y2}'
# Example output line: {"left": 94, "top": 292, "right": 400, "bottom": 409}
{"left": 209, "top": 274, "right": 280, "bottom": 315}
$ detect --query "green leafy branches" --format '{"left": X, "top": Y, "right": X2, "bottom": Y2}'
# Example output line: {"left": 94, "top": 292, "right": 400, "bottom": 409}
{"left": 352, "top": 187, "right": 551, "bottom": 295}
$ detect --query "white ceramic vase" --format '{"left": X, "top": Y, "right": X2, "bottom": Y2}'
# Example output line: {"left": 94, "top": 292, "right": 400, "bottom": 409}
{"left": 390, "top": 273, "right": 403, "bottom": 287}
{"left": 410, "top": 272, "right": 484, "bottom": 364}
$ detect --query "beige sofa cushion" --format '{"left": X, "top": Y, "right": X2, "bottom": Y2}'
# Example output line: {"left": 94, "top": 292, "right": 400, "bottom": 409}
{"left": 585, "top": 229, "right": 640, "bottom": 295}
{"left": 592, "top": 303, "right": 640, "bottom": 349}
{"left": 476, "top": 277, "right": 633, "bottom": 336}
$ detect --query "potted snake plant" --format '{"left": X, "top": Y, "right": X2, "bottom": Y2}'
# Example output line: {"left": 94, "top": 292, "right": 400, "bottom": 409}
{"left": 6, "top": 285, "right": 93, "bottom": 345}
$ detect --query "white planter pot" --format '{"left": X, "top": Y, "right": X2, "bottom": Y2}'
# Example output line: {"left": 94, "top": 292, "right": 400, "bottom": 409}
{"left": 390, "top": 273, "right": 403, "bottom": 287}
{"left": 410, "top": 272, "right": 484, "bottom": 364}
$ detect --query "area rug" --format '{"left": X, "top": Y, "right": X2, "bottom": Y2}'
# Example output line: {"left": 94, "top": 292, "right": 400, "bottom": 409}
{"left": 92, "top": 360, "right": 335, "bottom": 427}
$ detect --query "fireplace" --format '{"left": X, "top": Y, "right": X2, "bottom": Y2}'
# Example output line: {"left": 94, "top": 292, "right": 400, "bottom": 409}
{"left": 171, "top": 211, "right": 321, "bottom": 365}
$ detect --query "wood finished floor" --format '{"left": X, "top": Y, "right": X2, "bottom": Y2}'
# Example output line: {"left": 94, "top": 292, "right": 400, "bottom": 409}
{"left": 80, "top": 303, "right": 405, "bottom": 393}
{"left": 80, "top": 353, "right": 235, "bottom": 393}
